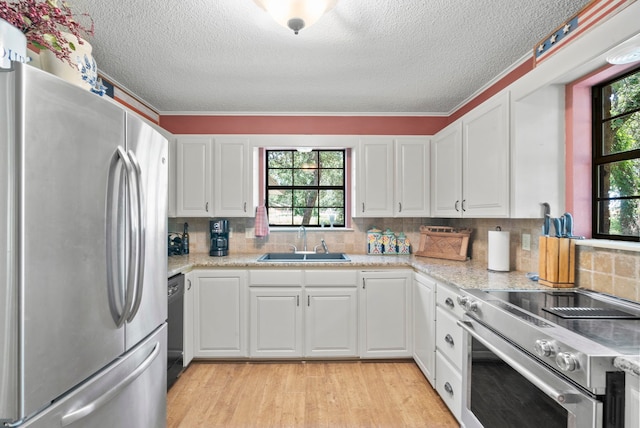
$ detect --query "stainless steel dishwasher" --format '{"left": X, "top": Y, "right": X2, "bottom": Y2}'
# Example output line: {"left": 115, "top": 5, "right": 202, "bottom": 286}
{"left": 167, "top": 273, "right": 185, "bottom": 389}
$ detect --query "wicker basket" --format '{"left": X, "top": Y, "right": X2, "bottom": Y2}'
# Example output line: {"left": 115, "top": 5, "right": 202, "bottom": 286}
{"left": 414, "top": 226, "right": 472, "bottom": 261}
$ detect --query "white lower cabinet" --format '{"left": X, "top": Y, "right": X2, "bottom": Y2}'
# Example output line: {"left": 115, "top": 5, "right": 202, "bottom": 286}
{"left": 435, "top": 351, "right": 462, "bottom": 419}
{"left": 304, "top": 270, "right": 358, "bottom": 358}
{"left": 305, "top": 287, "right": 358, "bottom": 357}
{"left": 435, "top": 282, "right": 465, "bottom": 422}
{"left": 626, "top": 372, "right": 640, "bottom": 428}
{"left": 250, "top": 287, "right": 304, "bottom": 358}
{"left": 359, "top": 270, "right": 412, "bottom": 358}
{"left": 183, "top": 272, "right": 194, "bottom": 367}
{"left": 413, "top": 272, "right": 436, "bottom": 386}
{"left": 248, "top": 269, "right": 358, "bottom": 358}
{"left": 193, "top": 270, "right": 248, "bottom": 358}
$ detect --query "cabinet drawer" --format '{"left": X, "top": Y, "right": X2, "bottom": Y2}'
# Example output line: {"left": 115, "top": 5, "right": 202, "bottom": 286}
{"left": 436, "top": 283, "right": 465, "bottom": 318}
{"left": 249, "top": 270, "right": 302, "bottom": 286}
{"left": 436, "top": 306, "right": 463, "bottom": 370}
{"left": 305, "top": 270, "right": 357, "bottom": 286}
{"left": 436, "top": 351, "right": 462, "bottom": 422}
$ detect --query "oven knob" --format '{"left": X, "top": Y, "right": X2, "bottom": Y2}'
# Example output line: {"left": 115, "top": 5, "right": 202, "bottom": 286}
{"left": 456, "top": 296, "right": 480, "bottom": 312}
{"left": 555, "top": 352, "right": 579, "bottom": 372}
{"left": 534, "top": 339, "right": 556, "bottom": 357}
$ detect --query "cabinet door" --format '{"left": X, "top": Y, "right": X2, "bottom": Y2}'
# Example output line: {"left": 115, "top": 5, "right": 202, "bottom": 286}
{"left": 214, "top": 137, "right": 253, "bottom": 217}
{"left": 359, "top": 271, "right": 412, "bottom": 357}
{"left": 305, "top": 288, "right": 358, "bottom": 358}
{"left": 183, "top": 273, "right": 194, "bottom": 367}
{"left": 355, "top": 138, "right": 394, "bottom": 217}
{"left": 194, "top": 271, "right": 248, "bottom": 358}
{"left": 167, "top": 137, "right": 177, "bottom": 218}
{"left": 176, "top": 136, "right": 212, "bottom": 216}
{"left": 626, "top": 372, "right": 640, "bottom": 428}
{"left": 395, "top": 137, "right": 430, "bottom": 217}
{"left": 511, "top": 85, "right": 565, "bottom": 218}
{"left": 413, "top": 273, "right": 436, "bottom": 386}
{"left": 462, "top": 92, "right": 510, "bottom": 217}
{"left": 431, "top": 122, "right": 463, "bottom": 217}
{"left": 250, "top": 288, "right": 303, "bottom": 358}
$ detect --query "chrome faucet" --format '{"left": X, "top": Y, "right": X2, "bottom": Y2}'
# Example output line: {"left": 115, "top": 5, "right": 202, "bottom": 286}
{"left": 321, "top": 239, "right": 329, "bottom": 254}
{"left": 298, "top": 225, "right": 307, "bottom": 252}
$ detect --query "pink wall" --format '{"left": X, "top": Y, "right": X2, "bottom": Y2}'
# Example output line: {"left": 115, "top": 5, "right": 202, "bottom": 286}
{"left": 565, "top": 62, "right": 638, "bottom": 237}
{"left": 160, "top": 115, "right": 448, "bottom": 136}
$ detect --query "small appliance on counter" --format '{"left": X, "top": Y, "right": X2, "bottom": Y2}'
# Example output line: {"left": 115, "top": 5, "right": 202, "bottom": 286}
{"left": 168, "top": 233, "right": 183, "bottom": 256}
{"left": 210, "top": 219, "right": 229, "bottom": 256}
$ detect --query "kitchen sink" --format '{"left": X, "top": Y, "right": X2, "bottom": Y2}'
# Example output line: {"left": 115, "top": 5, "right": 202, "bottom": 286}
{"left": 257, "top": 252, "right": 350, "bottom": 262}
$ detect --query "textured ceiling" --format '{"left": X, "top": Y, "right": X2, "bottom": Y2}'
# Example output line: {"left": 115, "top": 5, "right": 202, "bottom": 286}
{"left": 71, "top": 0, "right": 591, "bottom": 114}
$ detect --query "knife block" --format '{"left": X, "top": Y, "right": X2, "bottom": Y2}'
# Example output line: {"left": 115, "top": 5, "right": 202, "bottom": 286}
{"left": 538, "top": 237, "right": 576, "bottom": 288}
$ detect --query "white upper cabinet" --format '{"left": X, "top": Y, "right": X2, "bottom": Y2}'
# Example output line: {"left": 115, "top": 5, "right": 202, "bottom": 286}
{"left": 431, "top": 92, "right": 510, "bottom": 218}
{"left": 510, "top": 84, "right": 565, "bottom": 218}
{"left": 395, "top": 137, "right": 430, "bottom": 217}
{"left": 355, "top": 137, "right": 430, "bottom": 218}
{"left": 167, "top": 137, "right": 177, "bottom": 218}
{"left": 176, "top": 136, "right": 213, "bottom": 217}
{"left": 175, "top": 135, "right": 254, "bottom": 218}
{"left": 462, "top": 91, "right": 510, "bottom": 217}
{"left": 213, "top": 137, "right": 253, "bottom": 217}
{"left": 355, "top": 137, "right": 395, "bottom": 217}
{"left": 431, "top": 122, "right": 463, "bottom": 217}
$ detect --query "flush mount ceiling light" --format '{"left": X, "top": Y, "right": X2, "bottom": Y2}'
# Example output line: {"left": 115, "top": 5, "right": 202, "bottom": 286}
{"left": 253, "top": 0, "right": 338, "bottom": 35}
{"left": 606, "top": 33, "right": 640, "bottom": 65}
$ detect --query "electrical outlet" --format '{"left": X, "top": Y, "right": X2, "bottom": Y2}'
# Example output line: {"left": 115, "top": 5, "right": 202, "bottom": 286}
{"left": 522, "top": 233, "right": 531, "bottom": 251}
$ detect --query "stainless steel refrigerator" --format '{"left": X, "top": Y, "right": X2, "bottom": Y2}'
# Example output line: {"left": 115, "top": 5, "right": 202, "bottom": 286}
{"left": 1, "top": 62, "right": 168, "bottom": 427}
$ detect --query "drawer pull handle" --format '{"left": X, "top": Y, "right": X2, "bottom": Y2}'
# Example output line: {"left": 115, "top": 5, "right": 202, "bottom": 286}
{"left": 444, "top": 334, "right": 454, "bottom": 346}
{"left": 444, "top": 382, "right": 454, "bottom": 396}
{"left": 444, "top": 297, "right": 455, "bottom": 309}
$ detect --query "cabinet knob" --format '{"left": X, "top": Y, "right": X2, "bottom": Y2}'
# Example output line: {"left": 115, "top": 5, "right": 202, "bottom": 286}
{"left": 462, "top": 199, "right": 466, "bottom": 212}
{"left": 187, "top": 279, "right": 192, "bottom": 290}
{"left": 454, "top": 200, "right": 460, "bottom": 212}
{"left": 205, "top": 202, "right": 209, "bottom": 212}
{"left": 398, "top": 202, "right": 402, "bottom": 212}
{"left": 444, "top": 297, "right": 455, "bottom": 309}
{"left": 444, "top": 334, "right": 454, "bottom": 346}
{"left": 444, "top": 382, "right": 454, "bottom": 396}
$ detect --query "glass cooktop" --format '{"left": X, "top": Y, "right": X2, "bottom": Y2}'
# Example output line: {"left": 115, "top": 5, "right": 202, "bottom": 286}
{"left": 483, "top": 290, "right": 640, "bottom": 355}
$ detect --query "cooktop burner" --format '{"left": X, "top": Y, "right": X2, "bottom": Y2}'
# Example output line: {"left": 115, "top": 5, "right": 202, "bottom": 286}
{"left": 542, "top": 306, "right": 640, "bottom": 319}
{"left": 475, "top": 289, "right": 640, "bottom": 355}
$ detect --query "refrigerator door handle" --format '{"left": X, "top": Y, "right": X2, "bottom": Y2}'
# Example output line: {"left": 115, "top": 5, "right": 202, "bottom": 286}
{"left": 106, "top": 146, "right": 136, "bottom": 327}
{"left": 126, "top": 150, "right": 146, "bottom": 322}
{"left": 59, "top": 341, "right": 161, "bottom": 427}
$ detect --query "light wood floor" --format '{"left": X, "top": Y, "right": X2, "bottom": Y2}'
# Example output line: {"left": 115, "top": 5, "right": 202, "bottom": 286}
{"left": 167, "top": 361, "right": 458, "bottom": 428}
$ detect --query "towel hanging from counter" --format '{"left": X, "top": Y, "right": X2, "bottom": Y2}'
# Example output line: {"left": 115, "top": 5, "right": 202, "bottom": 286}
{"left": 255, "top": 205, "right": 270, "bottom": 237}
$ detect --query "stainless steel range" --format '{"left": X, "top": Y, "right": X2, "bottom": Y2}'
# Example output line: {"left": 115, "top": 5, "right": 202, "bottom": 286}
{"left": 456, "top": 288, "right": 639, "bottom": 428}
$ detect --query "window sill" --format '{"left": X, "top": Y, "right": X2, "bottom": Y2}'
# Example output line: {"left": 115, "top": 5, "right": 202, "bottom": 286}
{"left": 575, "top": 239, "right": 640, "bottom": 253}
{"left": 268, "top": 227, "right": 354, "bottom": 232}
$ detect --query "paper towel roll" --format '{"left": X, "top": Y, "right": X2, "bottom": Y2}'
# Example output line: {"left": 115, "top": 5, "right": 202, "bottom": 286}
{"left": 488, "top": 230, "right": 510, "bottom": 271}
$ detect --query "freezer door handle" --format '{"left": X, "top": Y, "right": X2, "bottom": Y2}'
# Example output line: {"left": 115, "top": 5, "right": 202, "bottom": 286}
{"left": 126, "top": 150, "right": 146, "bottom": 323}
{"left": 106, "top": 146, "right": 136, "bottom": 327}
{"left": 60, "top": 341, "right": 161, "bottom": 427}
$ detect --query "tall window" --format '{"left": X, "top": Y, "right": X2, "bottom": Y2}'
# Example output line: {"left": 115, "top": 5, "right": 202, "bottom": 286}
{"left": 592, "top": 67, "right": 640, "bottom": 241}
{"left": 266, "top": 149, "right": 345, "bottom": 227}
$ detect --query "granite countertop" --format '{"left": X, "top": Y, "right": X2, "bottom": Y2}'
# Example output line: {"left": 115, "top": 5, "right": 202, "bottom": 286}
{"left": 168, "top": 252, "right": 550, "bottom": 291}
{"left": 614, "top": 355, "right": 640, "bottom": 378}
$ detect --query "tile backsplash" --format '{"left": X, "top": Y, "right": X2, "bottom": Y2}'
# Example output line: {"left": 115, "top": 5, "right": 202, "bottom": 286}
{"left": 169, "top": 216, "right": 639, "bottom": 302}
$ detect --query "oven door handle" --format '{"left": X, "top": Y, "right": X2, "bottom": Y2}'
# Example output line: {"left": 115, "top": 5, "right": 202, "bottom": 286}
{"left": 458, "top": 320, "right": 578, "bottom": 405}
